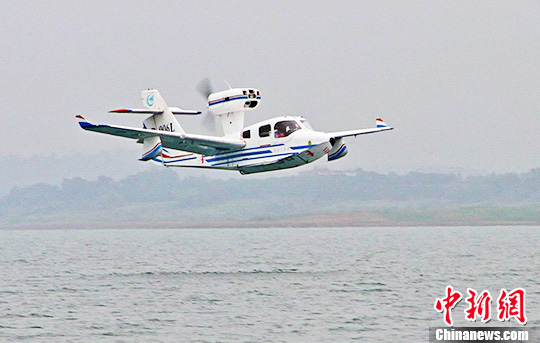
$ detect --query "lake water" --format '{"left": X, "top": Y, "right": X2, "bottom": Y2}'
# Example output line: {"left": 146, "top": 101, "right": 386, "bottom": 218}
{"left": 0, "top": 226, "right": 538, "bottom": 342}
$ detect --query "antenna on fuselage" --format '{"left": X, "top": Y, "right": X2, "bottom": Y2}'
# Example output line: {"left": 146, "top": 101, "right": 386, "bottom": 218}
{"left": 223, "top": 79, "right": 232, "bottom": 90}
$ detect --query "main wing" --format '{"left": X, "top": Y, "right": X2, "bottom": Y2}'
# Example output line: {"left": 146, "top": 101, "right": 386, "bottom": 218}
{"left": 327, "top": 118, "right": 393, "bottom": 138}
{"left": 76, "top": 115, "right": 245, "bottom": 155}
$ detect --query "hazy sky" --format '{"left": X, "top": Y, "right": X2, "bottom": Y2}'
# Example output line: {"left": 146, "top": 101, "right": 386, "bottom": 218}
{"left": 2, "top": 1, "right": 540, "bottom": 187}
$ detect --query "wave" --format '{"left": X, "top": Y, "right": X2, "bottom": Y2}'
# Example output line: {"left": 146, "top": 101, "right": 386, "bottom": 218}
{"left": 106, "top": 268, "right": 344, "bottom": 278}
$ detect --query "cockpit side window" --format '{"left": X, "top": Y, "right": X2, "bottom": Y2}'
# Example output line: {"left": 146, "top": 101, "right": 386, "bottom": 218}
{"left": 242, "top": 130, "right": 251, "bottom": 139}
{"left": 274, "top": 120, "right": 301, "bottom": 138}
{"left": 259, "top": 124, "right": 271, "bottom": 138}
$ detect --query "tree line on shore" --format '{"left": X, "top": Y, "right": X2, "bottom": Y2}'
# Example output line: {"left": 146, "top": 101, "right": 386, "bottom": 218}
{"left": 1, "top": 168, "right": 540, "bottom": 226}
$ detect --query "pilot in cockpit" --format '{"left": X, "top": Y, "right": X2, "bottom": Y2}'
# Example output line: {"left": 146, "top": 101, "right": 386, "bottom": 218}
{"left": 275, "top": 124, "right": 288, "bottom": 138}
{"left": 274, "top": 120, "right": 299, "bottom": 138}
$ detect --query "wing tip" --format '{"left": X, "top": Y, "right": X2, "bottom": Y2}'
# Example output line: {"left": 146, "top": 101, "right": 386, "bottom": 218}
{"left": 79, "top": 121, "right": 93, "bottom": 129}
{"left": 75, "top": 115, "right": 97, "bottom": 129}
{"left": 376, "top": 118, "right": 388, "bottom": 128}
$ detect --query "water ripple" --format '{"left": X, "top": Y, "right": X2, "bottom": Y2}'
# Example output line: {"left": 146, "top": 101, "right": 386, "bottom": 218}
{"left": 0, "top": 226, "right": 537, "bottom": 342}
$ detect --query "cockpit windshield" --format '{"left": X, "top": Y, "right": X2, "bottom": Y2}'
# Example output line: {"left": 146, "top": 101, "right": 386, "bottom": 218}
{"left": 274, "top": 120, "right": 301, "bottom": 138}
{"left": 299, "top": 117, "right": 313, "bottom": 130}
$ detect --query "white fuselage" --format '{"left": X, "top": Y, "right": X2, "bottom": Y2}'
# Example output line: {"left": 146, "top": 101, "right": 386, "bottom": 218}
{"left": 78, "top": 87, "right": 391, "bottom": 174}
{"left": 156, "top": 116, "right": 332, "bottom": 174}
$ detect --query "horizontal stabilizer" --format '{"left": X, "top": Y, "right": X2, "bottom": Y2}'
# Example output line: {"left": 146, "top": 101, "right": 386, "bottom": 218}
{"left": 109, "top": 107, "right": 201, "bottom": 115}
{"left": 170, "top": 107, "right": 201, "bottom": 115}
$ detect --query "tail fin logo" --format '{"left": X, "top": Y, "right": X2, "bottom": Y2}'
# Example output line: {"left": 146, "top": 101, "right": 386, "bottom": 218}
{"left": 146, "top": 94, "right": 155, "bottom": 107}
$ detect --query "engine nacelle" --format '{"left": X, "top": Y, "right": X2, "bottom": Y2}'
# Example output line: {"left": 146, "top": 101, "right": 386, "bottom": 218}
{"left": 207, "top": 88, "right": 261, "bottom": 116}
{"left": 207, "top": 88, "right": 261, "bottom": 136}
{"left": 328, "top": 137, "right": 348, "bottom": 161}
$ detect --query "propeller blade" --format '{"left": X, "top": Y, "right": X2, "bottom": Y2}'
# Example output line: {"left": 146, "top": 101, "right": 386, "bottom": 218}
{"left": 197, "top": 78, "right": 213, "bottom": 99}
{"left": 197, "top": 79, "right": 218, "bottom": 134}
{"left": 202, "top": 111, "right": 217, "bottom": 133}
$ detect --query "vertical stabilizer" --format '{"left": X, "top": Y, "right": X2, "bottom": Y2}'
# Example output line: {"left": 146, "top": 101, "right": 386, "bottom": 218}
{"left": 140, "top": 89, "right": 185, "bottom": 135}
{"left": 142, "top": 89, "right": 167, "bottom": 111}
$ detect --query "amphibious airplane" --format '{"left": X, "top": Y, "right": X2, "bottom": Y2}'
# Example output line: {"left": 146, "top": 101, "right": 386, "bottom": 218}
{"left": 77, "top": 87, "right": 393, "bottom": 174}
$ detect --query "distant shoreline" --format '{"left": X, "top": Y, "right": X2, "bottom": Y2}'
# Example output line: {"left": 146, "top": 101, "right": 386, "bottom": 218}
{"left": 2, "top": 215, "right": 540, "bottom": 231}
{"left": 2, "top": 169, "right": 540, "bottom": 230}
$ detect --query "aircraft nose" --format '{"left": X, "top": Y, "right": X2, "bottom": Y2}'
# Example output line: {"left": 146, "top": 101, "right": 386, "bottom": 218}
{"left": 297, "top": 130, "right": 331, "bottom": 147}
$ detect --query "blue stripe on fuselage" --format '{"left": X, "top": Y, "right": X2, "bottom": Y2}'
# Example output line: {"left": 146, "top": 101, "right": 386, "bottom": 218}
{"left": 159, "top": 143, "right": 315, "bottom": 167}
{"left": 211, "top": 151, "right": 298, "bottom": 167}
{"left": 209, "top": 143, "right": 320, "bottom": 167}
{"left": 208, "top": 143, "right": 311, "bottom": 163}
{"left": 162, "top": 156, "right": 197, "bottom": 164}
{"left": 206, "top": 149, "right": 272, "bottom": 163}
{"left": 290, "top": 145, "right": 315, "bottom": 150}
{"left": 211, "top": 143, "right": 284, "bottom": 157}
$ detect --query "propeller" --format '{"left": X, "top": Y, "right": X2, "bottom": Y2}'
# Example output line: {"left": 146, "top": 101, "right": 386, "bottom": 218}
{"left": 197, "top": 77, "right": 214, "bottom": 98}
{"left": 197, "top": 78, "right": 217, "bottom": 133}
